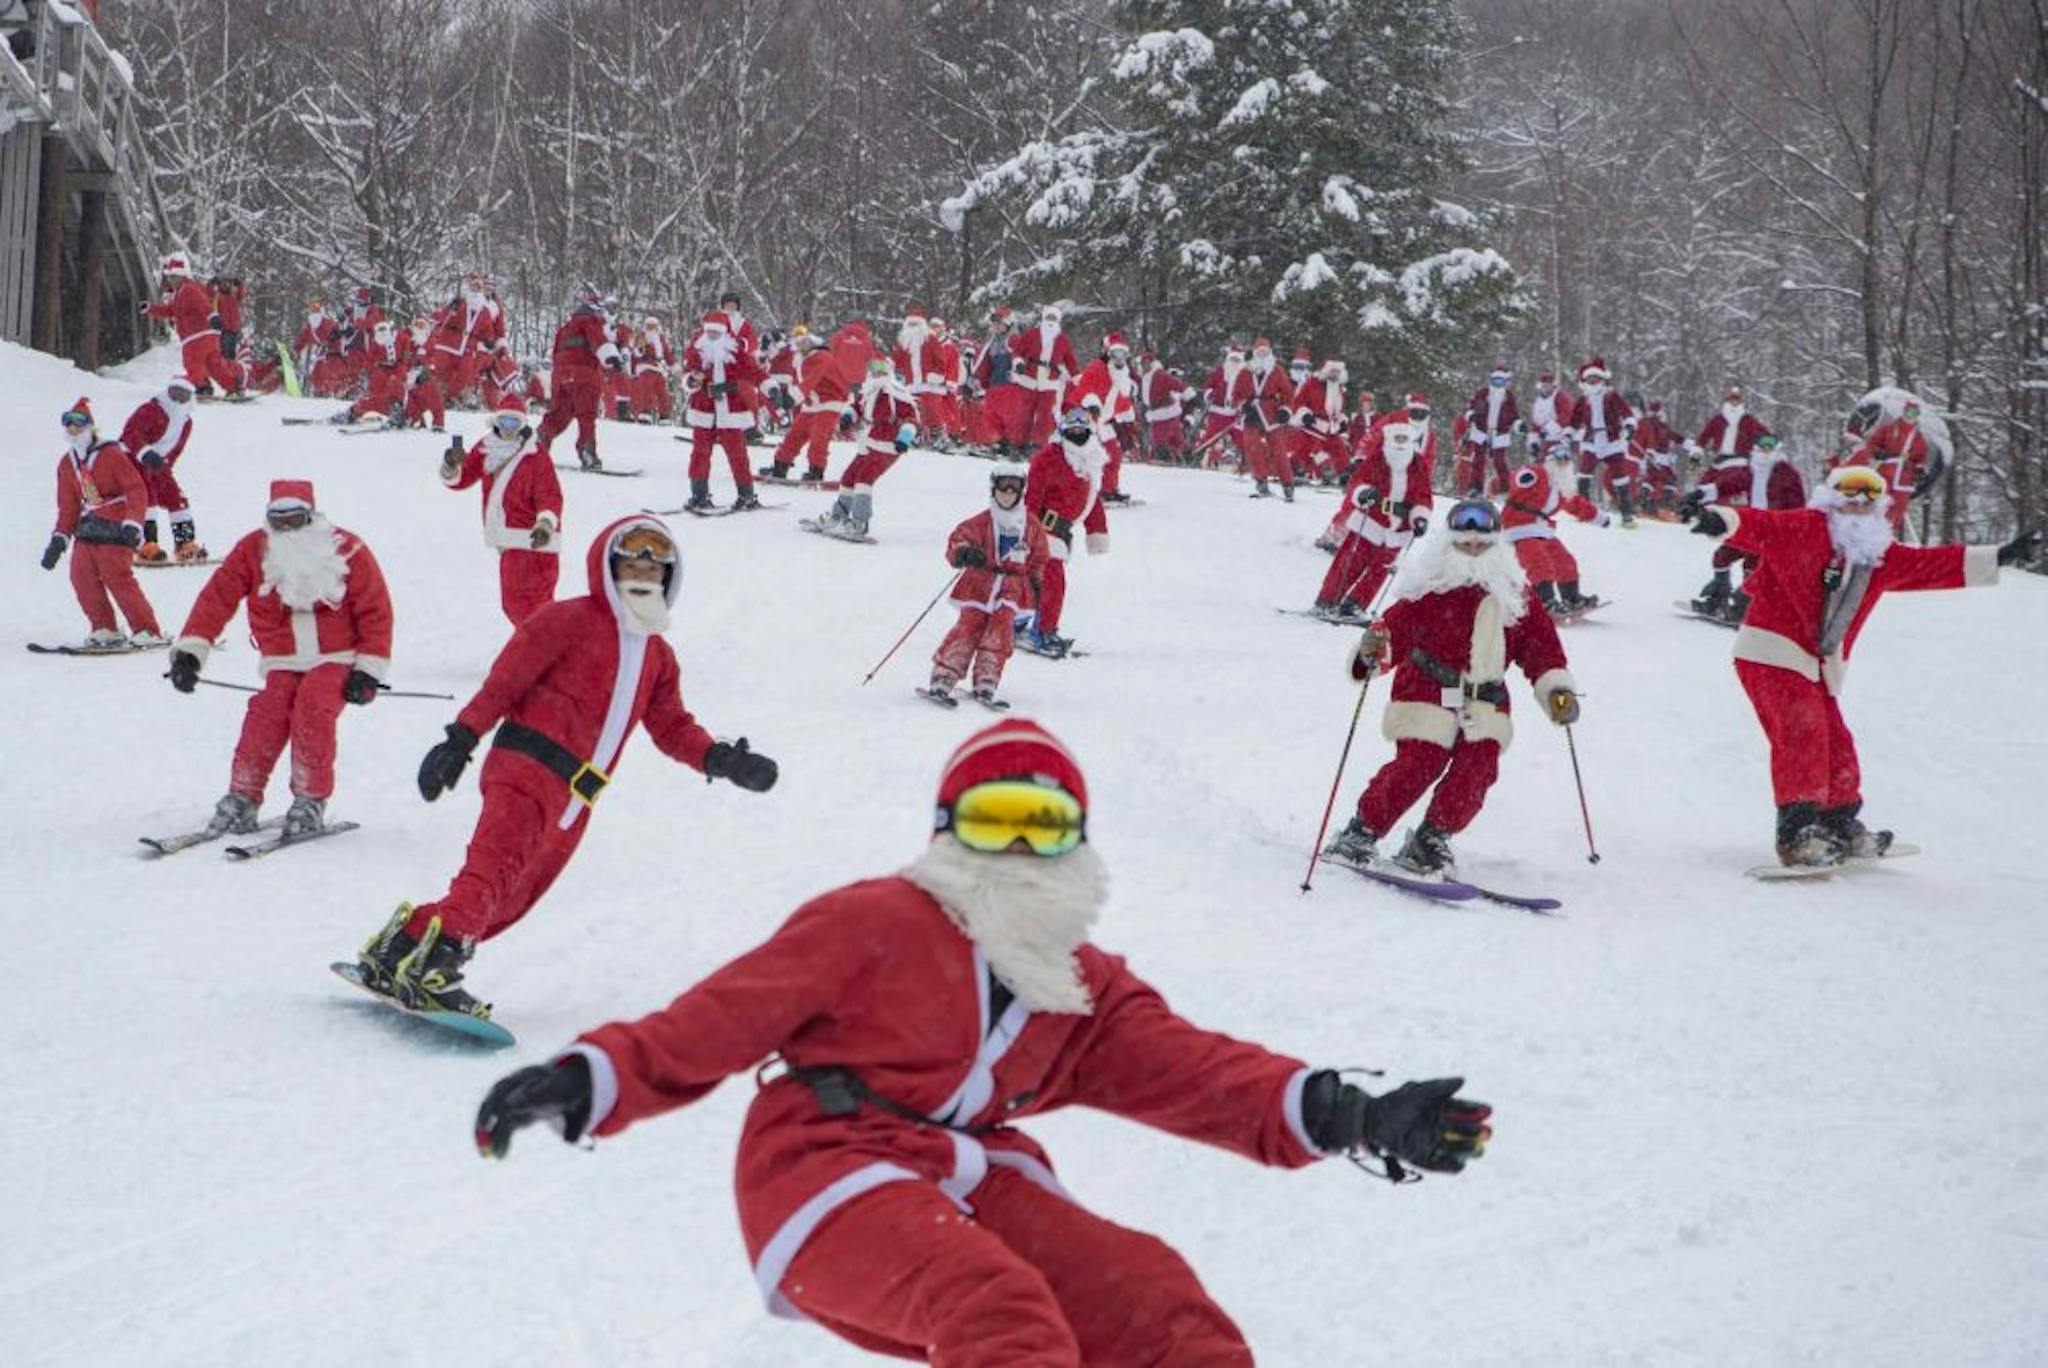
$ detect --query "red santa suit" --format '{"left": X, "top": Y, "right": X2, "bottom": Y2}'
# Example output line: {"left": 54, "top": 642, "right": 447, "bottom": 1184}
{"left": 536, "top": 302, "right": 621, "bottom": 464}
{"left": 1023, "top": 432, "right": 1109, "bottom": 637}
{"left": 1141, "top": 360, "right": 1189, "bottom": 460}
{"left": 1635, "top": 407, "right": 1681, "bottom": 511}
{"left": 403, "top": 322, "right": 448, "bottom": 428}
{"left": 1693, "top": 443, "right": 1806, "bottom": 577}
{"left": 1242, "top": 351, "right": 1294, "bottom": 490}
{"left": 174, "top": 482, "right": 393, "bottom": 805}
{"left": 1566, "top": 363, "right": 1635, "bottom": 503}
{"left": 1197, "top": 355, "right": 1255, "bottom": 469}
{"left": 1317, "top": 420, "right": 1435, "bottom": 611}
{"left": 119, "top": 387, "right": 199, "bottom": 555}
{"left": 893, "top": 310, "right": 950, "bottom": 435}
{"left": 769, "top": 345, "right": 850, "bottom": 477}
{"left": 972, "top": 321, "right": 1030, "bottom": 448}
{"left": 348, "top": 326, "right": 415, "bottom": 422}
{"left": 1703, "top": 500, "right": 1999, "bottom": 813}
{"left": 684, "top": 311, "right": 768, "bottom": 494}
{"left": 1061, "top": 352, "right": 1138, "bottom": 498}
{"left": 338, "top": 293, "right": 384, "bottom": 381}
{"left": 295, "top": 311, "right": 353, "bottom": 397}
{"left": 146, "top": 259, "right": 242, "bottom": 396}
{"left": 1461, "top": 380, "right": 1519, "bottom": 494}
{"left": 563, "top": 727, "right": 1327, "bottom": 1363}
{"left": 931, "top": 500, "right": 1049, "bottom": 693}
{"left": 1503, "top": 463, "right": 1605, "bottom": 588}
{"left": 838, "top": 370, "right": 919, "bottom": 493}
{"left": 934, "top": 325, "right": 968, "bottom": 438}
{"left": 1693, "top": 399, "right": 1772, "bottom": 461}
{"left": 401, "top": 517, "right": 716, "bottom": 946}
{"left": 1849, "top": 418, "right": 1940, "bottom": 531}
{"left": 428, "top": 288, "right": 504, "bottom": 401}
{"left": 476, "top": 349, "right": 525, "bottom": 411}
{"left": 442, "top": 419, "right": 564, "bottom": 626}
{"left": 630, "top": 323, "right": 677, "bottom": 420}
{"left": 1292, "top": 367, "right": 1350, "bottom": 479}
{"left": 50, "top": 409, "right": 160, "bottom": 639}
{"left": 1008, "top": 313, "right": 1079, "bottom": 446}
{"left": 1348, "top": 539, "right": 1573, "bottom": 839}
{"left": 1524, "top": 380, "right": 1572, "bottom": 459}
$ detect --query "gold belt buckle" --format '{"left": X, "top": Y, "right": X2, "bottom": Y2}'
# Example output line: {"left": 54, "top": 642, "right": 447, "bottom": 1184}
{"left": 569, "top": 761, "right": 609, "bottom": 805}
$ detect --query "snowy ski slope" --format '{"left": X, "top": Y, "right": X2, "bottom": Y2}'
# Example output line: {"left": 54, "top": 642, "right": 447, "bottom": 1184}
{"left": 5, "top": 340, "right": 2045, "bottom": 1366}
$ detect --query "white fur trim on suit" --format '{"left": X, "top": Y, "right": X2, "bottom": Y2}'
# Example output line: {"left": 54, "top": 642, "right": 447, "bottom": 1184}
{"left": 1085, "top": 531, "right": 1110, "bottom": 556}
{"left": 1709, "top": 505, "right": 1742, "bottom": 540}
{"left": 556, "top": 1043, "right": 620, "bottom": 1135}
{"left": 173, "top": 635, "right": 213, "bottom": 668}
{"left": 1047, "top": 534, "right": 1071, "bottom": 562}
{"left": 1283, "top": 1066, "right": 1337, "bottom": 1158}
{"left": 1382, "top": 698, "right": 1514, "bottom": 749}
{"left": 1733, "top": 624, "right": 1821, "bottom": 684}
{"left": 1532, "top": 667, "right": 1576, "bottom": 700}
{"left": 1964, "top": 545, "right": 2000, "bottom": 587}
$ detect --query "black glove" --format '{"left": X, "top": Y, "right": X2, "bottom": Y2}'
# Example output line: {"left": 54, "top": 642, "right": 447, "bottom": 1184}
{"left": 475, "top": 1054, "right": 594, "bottom": 1159}
{"left": 418, "top": 722, "right": 480, "bottom": 800}
{"left": 169, "top": 650, "right": 201, "bottom": 693}
{"left": 837, "top": 410, "right": 856, "bottom": 434}
{"left": 1997, "top": 530, "right": 2039, "bottom": 567}
{"left": 952, "top": 544, "right": 988, "bottom": 569}
{"left": 120, "top": 522, "right": 142, "bottom": 548}
{"left": 702, "top": 737, "right": 778, "bottom": 792}
{"left": 1302, "top": 1071, "right": 1492, "bottom": 1174}
{"left": 1677, "top": 489, "right": 1706, "bottom": 523}
{"left": 1411, "top": 514, "right": 1429, "bottom": 537}
{"left": 708, "top": 380, "right": 732, "bottom": 398}
{"left": 742, "top": 426, "right": 761, "bottom": 443}
{"left": 1350, "top": 484, "right": 1383, "bottom": 512}
{"left": 39, "top": 533, "right": 64, "bottom": 570}
{"left": 208, "top": 313, "right": 223, "bottom": 329}
{"left": 140, "top": 451, "right": 167, "bottom": 470}
{"left": 1689, "top": 506, "right": 1730, "bottom": 537}
{"left": 343, "top": 668, "right": 380, "bottom": 705}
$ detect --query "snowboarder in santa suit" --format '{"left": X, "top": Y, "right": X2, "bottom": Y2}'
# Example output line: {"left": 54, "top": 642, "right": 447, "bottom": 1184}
{"left": 1684, "top": 467, "right": 2036, "bottom": 867}
{"left": 1502, "top": 461, "right": 1606, "bottom": 616}
{"left": 807, "top": 357, "right": 919, "bottom": 539}
{"left": 536, "top": 285, "right": 623, "bottom": 473}
{"left": 168, "top": 480, "right": 394, "bottom": 838}
{"left": 1847, "top": 396, "right": 1947, "bottom": 534}
{"left": 41, "top": 397, "right": 164, "bottom": 650}
{"left": 757, "top": 325, "right": 848, "bottom": 484}
{"left": 119, "top": 374, "right": 208, "bottom": 566}
{"left": 926, "top": 464, "right": 1049, "bottom": 706}
{"left": 1322, "top": 500, "right": 1580, "bottom": 876}
{"left": 1682, "top": 431, "right": 1805, "bottom": 623}
{"left": 440, "top": 400, "right": 564, "bottom": 626}
{"left": 1565, "top": 357, "right": 1636, "bottom": 515}
{"left": 1020, "top": 408, "right": 1110, "bottom": 657}
{"left": 472, "top": 717, "right": 1493, "bottom": 1366}
{"left": 145, "top": 252, "right": 242, "bottom": 398}
{"left": 353, "top": 517, "right": 778, "bottom": 1016}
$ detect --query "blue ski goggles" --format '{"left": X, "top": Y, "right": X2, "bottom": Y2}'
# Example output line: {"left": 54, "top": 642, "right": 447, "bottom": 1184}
{"left": 1446, "top": 500, "right": 1502, "bottom": 535}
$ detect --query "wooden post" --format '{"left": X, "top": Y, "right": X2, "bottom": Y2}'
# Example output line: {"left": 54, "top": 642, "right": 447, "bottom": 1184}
{"left": 77, "top": 188, "right": 105, "bottom": 368}
{"left": 30, "top": 133, "right": 64, "bottom": 353}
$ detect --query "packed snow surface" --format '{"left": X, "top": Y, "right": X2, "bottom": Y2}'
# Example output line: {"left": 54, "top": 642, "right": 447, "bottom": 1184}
{"left": 5, "top": 340, "right": 2045, "bottom": 1366}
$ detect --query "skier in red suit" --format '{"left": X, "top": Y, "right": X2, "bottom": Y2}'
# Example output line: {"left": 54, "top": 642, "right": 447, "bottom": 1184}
{"left": 1682, "top": 432, "right": 1806, "bottom": 621}
{"left": 334, "top": 319, "right": 411, "bottom": 425}
{"left": 931, "top": 317, "right": 968, "bottom": 442}
{"left": 1022, "top": 410, "right": 1109, "bottom": 657}
{"left": 167, "top": 480, "right": 393, "bottom": 839}
{"left": 145, "top": 252, "right": 242, "bottom": 397}
{"left": 1848, "top": 399, "right": 1946, "bottom": 533}
{"left": 1139, "top": 352, "right": 1190, "bottom": 462}
{"left": 1195, "top": 341, "right": 1254, "bottom": 470}
{"left": 808, "top": 359, "right": 919, "bottom": 539}
{"left": 1008, "top": 304, "right": 1079, "bottom": 447}
{"left": 1242, "top": 338, "right": 1296, "bottom": 498}
{"left": 401, "top": 316, "right": 449, "bottom": 429}
{"left": 926, "top": 463, "right": 1049, "bottom": 705}
{"left": 294, "top": 299, "right": 354, "bottom": 397}
{"left": 894, "top": 306, "right": 951, "bottom": 435}
{"left": 440, "top": 401, "right": 564, "bottom": 626}
{"left": 473, "top": 718, "right": 1493, "bottom": 1366}
{"left": 1291, "top": 358, "right": 1351, "bottom": 483}
{"left": 40, "top": 397, "right": 162, "bottom": 649}
{"left": 1565, "top": 357, "right": 1635, "bottom": 513}
{"left": 1313, "top": 404, "right": 1436, "bottom": 619}
{"left": 1635, "top": 399, "right": 1682, "bottom": 515}
{"left": 681, "top": 310, "right": 768, "bottom": 511}
{"left": 1503, "top": 462, "right": 1606, "bottom": 615}
{"left": 354, "top": 516, "right": 779, "bottom": 1017}
{"left": 1060, "top": 334, "right": 1139, "bottom": 504}
{"left": 119, "top": 375, "right": 208, "bottom": 565}
{"left": 1686, "top": 467, "right": 2032, "bottom": 866}
{"left": 971, "top": 308, "right": 1031, "bottom": 454}
{"left": 536, "top": 287, "right": 622, "bottom": 473}
{"left": 1322, "top": 500, "right": 1579, "bottom": 876}
{"left": 758, "top": 327, "right": 847, "bottom": 483}
{"left": 1461, "top": 362, "right": 1519, "bottom": 496}
{"left": 629, "top": 315, "right": 677, "bottom": 420}
{"left": 427, "top": 272, "right": 505, "bottom": 403}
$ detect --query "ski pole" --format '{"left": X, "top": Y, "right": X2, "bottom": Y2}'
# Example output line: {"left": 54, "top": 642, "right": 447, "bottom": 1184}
{"left": 1563, "top": 722, "right": 1600, "bottom": 864}
{"left": 1301, "top": 673, "right": 1374, "bottom": 894}
{"left": 861, "top": 570, "right": 963, "bottom": 685}
{"left": 166, "top": 673, "right": 455, "bottom": 702}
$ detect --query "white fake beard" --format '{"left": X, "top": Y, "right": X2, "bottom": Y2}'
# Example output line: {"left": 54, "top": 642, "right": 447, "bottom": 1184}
{"left": 618, "top": 580, "right": 671, "bottom": 634}
{"left": 261, "top": 517, "right": 349, "bottom": 610}
{"left": 1818, "top": 500, "right": 1895, "bottom": 567}
{"left": 900, "top": 323, "right": 928, "bottom": 351}
{"left": 1383, "top": 434, "right": 1418, "bottom": 473}
{"left": 1723, "top": 404, "right": 1743, "bottom": 424}
{"left": 66, "top": 431, "right": 94, "bottom": 457}
{"left": 991, "top": 498, "right": 1027, "bottom": 537}
{"left": 903, "top": 834, "right": 1107, "bottom": 1016}
{"left": 696, "top": 331, "right": 738, "bottom": 368}
{"left": 1391, "top": 527, "right": 1530, "bottom": 624}
{"left": 482, "top": 433, "right": 524, "bottom": 474}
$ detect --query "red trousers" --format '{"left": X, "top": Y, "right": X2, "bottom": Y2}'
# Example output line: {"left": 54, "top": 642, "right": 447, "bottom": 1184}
{"left": 1359, "top": 736, "right": 1502, "bottom": 836}
{"left": 1598, "top": 454, "right": 1639, "bottom": 500}
{"left": 1020, "top": 387, "right": 1061, "bottom": 446}
{"left": 1195, "top": 413, "right": 1241, "bottom": 469}
{"left": 1736, "top": 661, "right": 1861, "bottom": 808}
{"left": 1299, "top": 431, "right": 1348, "bottom": 478}
{"left": 773, "top": 411, "right": 837, "bottom": 473}
{"left": 307, "top": 356, "right": 353, "bottom": 397}
{"left": 1512, "top": 535, "right": 1579, "bottom": 586}
{"left": 984, "top": 386, "right": 1033, "bottom": 447}
{"left": 1148, "top": 418, "right": 1186, "bottom": 461}
{"left": 1100, "top": 437, "right": 1124, "bottom": 497}
{"left": 783, "top": 1167, "right": 1251, "bottom": 1367}
{"left": 69, "top": 539, "right": 160, "bottom": 635}
{"left": 351, "top": 368, "right": 408, "bottom": 421}
{"left": 1242, "top": 426, "right": 1292, "bottom": 487}
{"left": 932, "top": 604, "right": 1017, "bottom": 690}
{"left": 840, "top": 447, "right": 900, "bottom": 490}
{"left": 181, "top": 335, "right": 242, "bottom": 394}
{"left": 1457, "top": 445, "right": 1510, "bottom": 494}
{"left": 499, "top": 550, "right": 558, "bottom": 626}
{"left": 1035, "top": 554, "right": 1069, "bottom": 633}
{"left": 963, "top": 396, "right": 992, "bottom": 445}
{"left": 230, "top": 663, "right": 349, "bottom": 804}
{"left": 1318, "top": 536, "right": 1397, "bottom": 608}
{"left": 537, "top": 374, "right": 601, "bottom": 457}
{"left": 917, "top": 394, "right": 950, "bottom": 436}
{"left": 631, "top": 372, "right": 672, "bottom": 420}
{"left": 429, "top": 352, "right": 482, "bottom": 405}
{"left": 141, "top": 463, "right": 190, "bottom": 517}
{"left": 408, "top": 767, "right": 587, "bottom": 943}
{"left": 689, "top": 428, "right": 752, "bottom": 487}
{"left": 406, "top": 376, "right": 446, "bottom": 428}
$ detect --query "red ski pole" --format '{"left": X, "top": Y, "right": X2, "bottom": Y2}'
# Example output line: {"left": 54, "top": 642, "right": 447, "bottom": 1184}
{"left": 862, "top": 571, "right": 963, "bottom": 685}
{"left": 1301, "top": 673, "right": 1374, "bottom": 894}
{"left": 1563, "top": 722, "right": 1600, "bottom": 864}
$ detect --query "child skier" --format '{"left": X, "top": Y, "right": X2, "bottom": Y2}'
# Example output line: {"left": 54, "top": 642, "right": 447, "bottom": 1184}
{"left": 924, "top": 464, "right": 1048, "bottom": 707}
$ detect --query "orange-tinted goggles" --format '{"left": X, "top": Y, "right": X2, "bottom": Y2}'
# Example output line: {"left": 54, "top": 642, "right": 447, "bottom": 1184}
{"left": 938, "top": 781, "right": 1086, "bottom": 857}
{"left": 613, "top": 525, "right": 676, "bottom": 564}
{"left": 1832, "top": 467, "right": 1887, "bottom": 503}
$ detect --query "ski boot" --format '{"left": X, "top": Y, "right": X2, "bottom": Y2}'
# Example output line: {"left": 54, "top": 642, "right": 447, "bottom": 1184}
{"left": 1775, "top": 803, "right": 1842, "bottom": 868}
{"left": 129, "top": 629, "right": 167, "bottom": 648}
{"left": 393, "top": 915, "right": 489, "bottom": 1018}
{"left": 970, "top": 684, "right": 1001, "bottom": 707}
{"left": 357, "top": 902, "right": 420, "bottom": 997}
{"left": 1281, "top": 482, "right": 1295, "bottom": 504}
{"left": 174, "top": 540, "right": 208, "bottom": 565}
{"left": 576, "top": 442, "right": 602, "bottom": 473}
{"left": 282, "top": 796, "right": 326, "bottom": 839}
{"left": 1559, "top": 581, "right": 1600, "bottom": 612}
{"left": 923, "top": 672, "right": 957, "bottom": 703}
{"left": 1392, "top": 823, "right": 1457, "bottom": 877}
{"left": 1028, "top": 628, "right": 1071, "bottom": 659}
{"left": 756, "top": 461, "right": 792, "bottom": 481}
{"left": 1320, "top": 818, "right": 1381, "bottom": 870}
{"left": 1100, "top": 490, "right": 1132, "bottom": 507}
{"left": 684, "top": 478, "right": 716, "bottom": 513}
{"left": 135, "top": 535, "right": 169, "bottom": 566}
{"left": 82, "top": 629, "right": 127, "bottom": 651}
{"left": 1690, "top": 571, "right": 1732, "bottom": 617}
{"left": 205, "top": 792, "right": 261, "bottom": 837}
{"left": 731, "top": 487, "right": 763, "bottom": 512}
{"left": 1535, "top": 581, "right": 1561, "bottom": 613}
{"left": 1721, "top": 587, "right": 1751, "bottom": 626}
{"left": 1250, "top": 478, "right": 1273, "bottom": 499}
{"left": 1821, "top": 802, "right": 1892, "bottom": 860}
{"left": 1330, "top": 598, "right": 1368, "bottom": 624}
{"left": 326, "top": 406, "right": 356, "bottom": 426}
{"left": 1310, "top": 597, "right": 1342, "bottom": 621}
{"left": 799, "top": 466, "right": 827, "bottom": 485}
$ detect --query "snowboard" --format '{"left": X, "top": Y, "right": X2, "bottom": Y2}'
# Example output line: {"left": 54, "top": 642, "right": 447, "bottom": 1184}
{"left": 140, "top": 817, "right": 285, "bottom": 858}
{"left": 329, "top": 962, "right": 516, "bottom": 1047}
{"left": 276, "top": 341, "right": 303, "bottom": 398}
{"left": 223, "top": 821, "right": 360, "bottom": 861}
{"left": 27, "top": 640, "right": 170, "bottom": 657}
{"left": 798, "top": 521, "right": 878, "bottom": 545}
{"left": 1276, "top": 607, "right": 1364, "bottom": 627}
{"left": 1549, "top": 600, "right": 1608, "bottom": 625}
{"left": 1745, "top": 841, "right": 1921, "bottom": 882}
{"left": 1671, "top": 601, "right": 1739, "bottom": 630}
{"left": 135, "top": 556, "right": 218, "bottom": 570}
{"left": 679, "top": 501, "right": 790, "bottom": 519}
{"left": 553, "top": 463, "right": 644, "bottom": 478}
{"left": 757, "top": 476, "right": 841, "bottom": 491}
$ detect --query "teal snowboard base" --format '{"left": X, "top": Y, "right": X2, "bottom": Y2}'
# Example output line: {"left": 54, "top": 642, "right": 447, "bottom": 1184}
{"left": 329, "top": 961, "right": 515, "bottom": 1047}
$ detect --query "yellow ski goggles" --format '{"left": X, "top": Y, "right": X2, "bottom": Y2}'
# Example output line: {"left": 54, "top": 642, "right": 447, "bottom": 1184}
{"left": 1831, "top": 467, "right": 1888, "bottom": 503}
{"left": 938, "top": 780, "right": 1086, "bottom": 857}
{"left": 613, "top": 525, "right": 676, "bottom": 564}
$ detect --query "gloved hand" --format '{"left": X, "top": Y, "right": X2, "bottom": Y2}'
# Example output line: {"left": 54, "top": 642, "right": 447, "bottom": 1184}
{"left": 120, "top": 522, "right": 142, "bottom": 548}
{"left": 418, "top": 722, "right": 480, "bottom": 800}
{"left": 837, "top": 410, "right": 856, "bottom": 434}
{"left": 529, "top": 521, "right": 554, "bottom": 551}
{"left": 1689, "top": 506, "right": 1730, "bottom": 537}
{"left": 1349, "top": 624, "right": 1389, "bottom": 681}
{"left": 1677, "top": 489, "right": 1706, "bottom": 522}
{"left": 1349, "top": 484, "right": 1383, "bottom": 512}
{"left": 140, "top": 451, "right": 167, "bottom": 470}
{"left": 1546, "top": 686, "right": 1580, "bottom": 725}
{"left": 952, "top": 544, "right": 987, "bottom": 569}
{"left": 702, "top": 737, "right": 778, "bottom": 792}
{"left": 1300, "top": 1071, "right": 1492, "bottom": 1174}
{"left": 343, "top": 668, "right": 380, "bottom": 705}
{"left": 1997, "top": 530, "right": 2039, "bottom": 567}
{"left": 708, "top": 380, "right": 732, "bottom": 398}
{"left": 169, "top": 650, "right": 201, "bottom": 693}
{"left": 1411, "top": 514, "right": 1429, "bottom": 537}
{"left": 40, "top": 533, "right": 64, "bottom": 570}
{"left": 475, "top": 1054, "right": 595, "bottom": 1158}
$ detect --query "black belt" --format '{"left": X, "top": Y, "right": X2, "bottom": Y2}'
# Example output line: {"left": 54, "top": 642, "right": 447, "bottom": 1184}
{"left": 1038, "top": 509, "right": 1073, "bottom": 541}
{"left": 493, "top": 721, "right": 608, "bottom": 804}
{"left": 1410, "top": 647, "right": 1510, "bottom": 706}
{"left": 778, "top": 1063, "right": 1003, "bottom": 1138}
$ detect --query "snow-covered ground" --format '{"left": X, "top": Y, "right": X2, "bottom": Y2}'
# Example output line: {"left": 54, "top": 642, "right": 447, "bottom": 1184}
{"left": 7, "top": 340, "right": 2046, "bottom": 1366}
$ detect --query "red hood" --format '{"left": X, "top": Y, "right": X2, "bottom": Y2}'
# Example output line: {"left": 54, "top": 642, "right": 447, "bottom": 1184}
{"left": 584, "top": 514, "right": 682, "bottom": 627}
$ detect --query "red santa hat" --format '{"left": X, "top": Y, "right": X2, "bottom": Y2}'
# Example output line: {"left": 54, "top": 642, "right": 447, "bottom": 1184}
{"left": 1139, "top": 349, "right": 1156, "bottom": 364}
{"left": 1225, "top": 340, "right": 1246, "bottom": 357}
{"left": 1252, "top": 336, "right": 1272, "bottom": 352}
{"left": 1578, "top": 357, "right": 1609, "bottom": 383}
{"left": 266, "top": 479, "right": 316, "bottom": 513}
{"left": 1537, "top": 370, "right": 1557, "bottom": 384}
{"left": 1404, "top": 391, "right": 1430, "bottom": 411}
{"left": 700, "top": 310, "right": 732, "bottom": 335}
{"left": 159, "top": 251, "right": 194, "bottom": 278}
{"left": 990, "top": 305, "right": 1013, "bottom": 322}
{"left": 935, "top": 718, "right": 1088, "bottom": 815}
{"left": 1104, "top": 332, "right": 1130, "bottom": 353}
{"left": 1292, "top": 346, "right": 1312, "bottom": 364}
{"left": 496, "top": 396, "right": 528, "bottom": 417}
{"left": 61, "top": 395, "right": 95, "bottom": 425}
{"left": 1647, "top": 399, "right": 1664, "bottom": 413}
{"left": 904, "top": 305, "right": 928, "bottom": 324}
{"left": 353, "top": 286, "right": 373, "bottom": 305}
